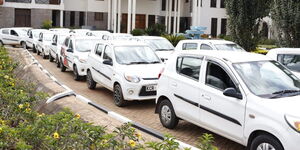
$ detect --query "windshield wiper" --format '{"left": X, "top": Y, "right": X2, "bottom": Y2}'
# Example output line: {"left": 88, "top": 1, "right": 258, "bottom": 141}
{"left": 156, "top": 49, "right": 173, "bottom": 51}
{"left": 127, "top": 62, "right": 150, "bottom": 65}
{"left": 149, "top": 61, "right": 161, "bottom": 64}
{"left": 270, "top": 89, "right": 300, "bottom": 98}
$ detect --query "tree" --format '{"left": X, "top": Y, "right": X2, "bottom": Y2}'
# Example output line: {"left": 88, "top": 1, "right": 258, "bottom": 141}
{"left": 271, "top": 0, "right": 300, "bottom": 47}
{"left": 225, "top": 0, "right": 272, "bottom": 51}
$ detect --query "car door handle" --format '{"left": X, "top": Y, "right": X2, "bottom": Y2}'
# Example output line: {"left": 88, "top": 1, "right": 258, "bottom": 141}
{"left": 201, "top": 94, "right": 211, "bottom": 100}
{"left": 171, "top": 82, "right": 177, "bottom": 87}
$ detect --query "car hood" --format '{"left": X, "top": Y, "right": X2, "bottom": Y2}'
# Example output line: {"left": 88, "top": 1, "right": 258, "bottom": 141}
{"left": 75, "top": 52, "right": 89, "bottom": 60}
{"left": 155, "top": 50, "right": 175, "bottom": 59}
{"left": 291, "top": 71, "right": 300, "bottom": 79}
{"left": 118, "top": 64, "right": 164, "bottom": 79}
{"left": 265, "top": 95, "right": 300, "bottom": 116}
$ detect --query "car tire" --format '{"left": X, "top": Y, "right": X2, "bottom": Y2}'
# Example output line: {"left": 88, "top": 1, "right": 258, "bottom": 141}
{"left": 60, "top": 59, "right": 66, "bottom": 72}
{"left": 250, "top": 134, "right": 283, "bottom": 150}
{"left": 0, "top": 41, "right": 4, "bottom": 47}
{"left": 159, "top": 99, "right": 179, "bottom": 129}
{"left": 113, "top": 84, "right": 127, "bottom": 107}
{"left": 87, "top": 70, "right": 96, "bottom": 89}
{"left": 21, "top": 42, "right": 27, "bottom": 49}
{"left": 73, "top": 65, "right": 82, "bottom": 81}
{"left": 32, "top": 45, "right": 37, "bottom": 53}
{"left": 42, "top": 50, "right": 47, "bottom": 59}
{"left": 37, "top": 49, "right": 41, "bottom": 55}
{"left": 56, "top": 55, "right": 60, "bottom": 68}
{"left": 49, "top": 54, "right": 54, "bottom": 62}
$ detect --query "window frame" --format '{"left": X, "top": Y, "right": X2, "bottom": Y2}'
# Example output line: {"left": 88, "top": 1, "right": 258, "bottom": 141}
{"left": 182, "top": 43, "right": 198, "bottom": 50}
{"left": 200, "top": 44, "right": 213, "bottom": 50}
{"left": 95, "top": 44, "right": 104, "bottom": 57}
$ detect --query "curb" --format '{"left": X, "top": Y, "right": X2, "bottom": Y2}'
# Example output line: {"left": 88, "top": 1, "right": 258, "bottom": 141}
{"left": 23, "top": 48, "right": 199, "bottom": 150}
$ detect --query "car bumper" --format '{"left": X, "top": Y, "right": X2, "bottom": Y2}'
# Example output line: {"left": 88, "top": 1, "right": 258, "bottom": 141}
{"left": 281, "top": 128, "right": 300, "bottom": 150}
{"left": 76, "top": 62, "right": 88, "bottom": 76}
{"left": 122, "top": 80, "right": 158, "bottom": 101}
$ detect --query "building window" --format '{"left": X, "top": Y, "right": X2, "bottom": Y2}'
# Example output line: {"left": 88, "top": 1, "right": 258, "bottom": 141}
{"left": 70, "top": 11, "right": 75, "bottom": 26}
{"left": 95, "top": 12, "right": 104, "bottom": 21}
{"left": 79, "top": 12, "right": 85, "bottom": 26}
{"left": 210, "top": 0, "right": 216, "bottom": 8}
{"left": 221, "top": 18, "right": 227, "bottom": 35}
{"left": 148, "top": 15, "right": 156, "bottom": 27}
{"left": 162, "top": 0, "right": 166, "bottom": 11}
{"left": 211, "top": 18, "right": 218, "bottom": 37}
{"left": 220, "top": 0, "right": 225, "bottom": 8}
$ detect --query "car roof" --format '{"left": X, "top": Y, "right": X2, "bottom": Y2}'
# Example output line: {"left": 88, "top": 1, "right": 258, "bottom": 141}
{"left": 268, "top": 48, "right": 300, "bottom": 54}
{"left": 70, "top": 35, "right": 102, "bottom": 40}
{"left": 179, "top": 39, "right": 235, "bottom": 44}
{"left": 135, "top": 36, "right": 166, "bottom": 40}
{"left": 102, "top": 40, "right": 148, "bottom": 47}
{"left": 176, "top": 50, "right": 271, "bottom": 63}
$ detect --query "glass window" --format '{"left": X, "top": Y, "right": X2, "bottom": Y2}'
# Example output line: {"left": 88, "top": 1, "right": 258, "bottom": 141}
{"left": 64, "top": 38, "right": 69, "bottom": 47}
{"left": 206, "top": 62, "right": 237, "bottom": 90}
{"left": 177, "top": 57, "right": 202, "bottom": 80}
{"left": 214, "top": 43, "right": 245, "bottom": 51}
{"left": 277, "top": 54, "right": 300, "bottom": 72}
{"left": 211, "top": 0, "right": 216, "bottom": 7}
{"left": 145, "top": 39, "right": 174, "bottom": 51}
{"left": 200, "top": 44, "right": 213, "bottom": 50}
{"left": 182, "top": 43, "right": 198, "bottom": 50}
{"left": 103, "top": 46, "right": 112, "bottom": 61}
{"left": 69, "top": 40, "right": 73, "bottom": 49}
{"left": 95, "top": 44, "right": 104, "bottom": 56}
{"left": 2, "top": 29, "right": 9, "bottom": 34}
{"left": 75, "top": 39, "right": 99, "bottom": 52}
{"left": 10, "top": 30, "right": 18, "bottom": 36}
{"left": 233, "top": 60, "right": 300, "bottom": 98}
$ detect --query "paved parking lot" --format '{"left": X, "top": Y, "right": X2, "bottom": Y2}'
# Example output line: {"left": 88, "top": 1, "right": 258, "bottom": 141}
{"left": 29, "top": 49, "right": 245, "bottom": 150}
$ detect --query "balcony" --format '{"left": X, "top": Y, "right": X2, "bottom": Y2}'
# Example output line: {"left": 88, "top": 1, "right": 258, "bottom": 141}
{"left": 5, "top": 0, "right": 31, "bottom": 3}
{"left": 35, "top": 0, "right": 60, "bottom": 4}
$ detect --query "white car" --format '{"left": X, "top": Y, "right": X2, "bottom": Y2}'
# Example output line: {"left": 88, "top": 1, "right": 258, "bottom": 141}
{"left": 26, "top": 29, "right": 47, "bottom": 52}
{"left": 36, "top": 31, "right": 55, "bottom": 59}
{"left": 133, "top": 36, "right": 175, "bottom": 62}
{"left": 60, "top": 35, "right": 101, "bottom": 81}
{"left": 48, "top": 32, "right": 69, "bottom": 67}
{"left": 103, "top": 33, "right": 133, "bottom": 40}
{"left": 267, "top": 48, "right": 300, "bottom": 77}
{"left": 70, "top": 29, "right": 91, "bottom": 36}
{"left": 86, "top": 41, "right": 163, "bottom": 107}
{"left": 156, "top": 50, "right": 300, "bottom": 150}
{"left": 49, "top": 28, "right": 70, "bottom": 33}
{"left": 175, "top": 39, "right": 245, "bottom": 51}
{"left": 0, "top": 28, "right": 28, "bottom": 48}
{"left": 86, "top": 30, "right": 111, "bottom": 39}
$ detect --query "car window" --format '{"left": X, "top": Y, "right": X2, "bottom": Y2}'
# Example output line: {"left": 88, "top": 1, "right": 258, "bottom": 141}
{"left": 95, "top": 44, "right": 104, "bottom": 57}
{"left": 200, "top": 44, "right": 213, "bottom": 50}
{"left": 10, "top": 30, "right": 18, "bottom": 36}
{"left": 2, "top": 29, "right": 9, "bottom": 35}
{"left": 64, "top": 38, "right": 69, "bottom": 47}
{"left": 176, "top": 56, "right": 202, "bottom": 80}
{"left": 182, "top": 43, "right": 198, "bottom": 50}
{"left": 206, "top": 62, "right": 237, "bottom": 91}
{"left": 53, "top": 35, "right": 57, "bottom": 44}
{"left": 277, "top": 54, "right": 300, "bottom": 72}
{"left": 69, "top": 40, "right": 73, "bottom": 49}
{"left": 103, "top": 46, "right": 112, "bottom": 61}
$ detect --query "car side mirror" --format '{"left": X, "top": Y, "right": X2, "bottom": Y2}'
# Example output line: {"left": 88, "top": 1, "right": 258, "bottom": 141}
{"left": 52, "top": 42, "right": 57, "bottom": 46}
{"left": 67, "top": 48, "right": 73, "bottom": 53}
{"left": 223, "top": 88, "right": 242, "bottom": 99}
{"left": 38, "top": 39, "right": 42, "bottom": 42}
{"left": 103, "top": 59, "right": 113, "bottom": 66}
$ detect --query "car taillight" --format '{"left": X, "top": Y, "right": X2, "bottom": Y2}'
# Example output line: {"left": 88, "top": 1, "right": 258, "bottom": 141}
{"left": 158, "top": 68, "right": 165, "bottom": 79}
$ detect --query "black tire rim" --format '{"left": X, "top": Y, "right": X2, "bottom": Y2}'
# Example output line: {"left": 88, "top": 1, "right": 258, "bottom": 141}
{"left": 114, "top": 86, "right": 122, "bottom": 104}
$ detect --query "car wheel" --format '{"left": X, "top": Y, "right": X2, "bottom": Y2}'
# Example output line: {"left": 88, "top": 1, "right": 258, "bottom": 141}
{"left": 49, "top": 54, "right": 54, "bottom": 62}
{"left": 21, "top": 42, "right": 27, "bottom": 49}
{"left": 250, "top": 134, "right": 283, "bottom": 150}
{"left": 60, "top": 59, "right": 66, "bottom": 72}
{"left": 0, "top": 41, "right": 4, "bottom": 47}
{"left": 37, "top": 49, "right": 41, "bottom": 55}
{"left": 42, "top": 50, "right": 47, "bottom": 59}
{"left": 73, "top": 65, "right": 82, "bottom": 81}
{"left": 87, "top": 70, "right": 96, "bottom": 89}
{"left": 32, "top": 45, "right": 37, "bottom": 53}
{"left": 159, "top": 99, "right": 179, "bottom": 129}
{"left": 56, "top": 55, "right": 60, "bottom": 68}
{"left": 113, "top": 84, "right": 127, "bottom": 107}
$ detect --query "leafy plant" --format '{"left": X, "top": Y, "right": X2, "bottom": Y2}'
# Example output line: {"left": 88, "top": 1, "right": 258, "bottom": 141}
{"left": 41, "top": 20, "right": 53, "bottom": 29}
{"left": 131, "top": 29, "right": 145, "bottom": 36}
{"left": 196, "top": 133, "right": 218, "bottom": 150}
{"left": 162, "top": 34, "right": 186, "bottom": 47}
{"left": 145, "top": 24, "right": 166, "bottom": 36}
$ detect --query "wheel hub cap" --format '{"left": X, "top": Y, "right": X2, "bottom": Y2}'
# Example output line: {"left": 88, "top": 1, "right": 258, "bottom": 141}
{"left": 161, "top": 105, "right": 171, "bottom": 124}
{"left": 257, "top": 143, "right": 276, "bottom": 150}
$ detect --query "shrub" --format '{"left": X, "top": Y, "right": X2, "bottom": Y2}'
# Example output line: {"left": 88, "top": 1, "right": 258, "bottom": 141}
{"left": 251, "top": 48, "right": 268, "bottom": 55}
{"left": 145, "top": 24, "right": 166, "bottom": 36}
{"left": 162, "top": 34, "right": 186, "bottom": 47}
{"left": 131, "top": 29, "right": 145, "bottom": 36}
{"left": 196, "top": 133, "right": 218, "bottom": 150}
{"left": 41, "top": 20, "right": 53, "bottom": 29}
{"left": 218, "top": 34, "right": 233, "bottom": 41}
{"left": 258, "top": 38, "right": 277, "bottom": 45}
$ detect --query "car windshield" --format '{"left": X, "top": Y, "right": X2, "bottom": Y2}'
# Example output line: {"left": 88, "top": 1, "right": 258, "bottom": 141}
{"left": 114, "top": 46, "right": 161, "bottom": 65}
{"left": 75, "top": 39, "right": 99, "bottom": 52}
{"left": 145, "top": 39, "right": 174, "bottom": 51}
{"left": 58, "top": 35, "right": 67, "bottom": 45}
{"left": 277, "top": 54, "right": 300, "bottom": 72}
{"left": 214, "top": 44, "right": 245, "bottom": 51}
{"left": 43, "top": 34, "right": 54, "bottom": 41}
{"left": 233, "top": 60, "right": 300, "bottom": 98}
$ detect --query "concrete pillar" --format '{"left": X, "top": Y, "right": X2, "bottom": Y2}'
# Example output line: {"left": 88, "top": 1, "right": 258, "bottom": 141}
{"left": 145, "top": 14, "right": 149, "bottom": 28}
{"left": 165, "top": 0, "right": 169, "bottom": 31}
{"left": 197, "top": 0, "right": 201, "bottom": 25}
{"left": 60, "top": 10, "right": 64, "bottom": 27}
{"left": 108, "top": 0, "right": 111, "bottom": 30}
{"left": 168, "top": 0, "right": 172, "bottom": 34}
{"left": 127, "top": 0, "right": 132, "bottom": 33}
{"left": 173, "top": 0, "right": 177, "bottom": 34}
{"left": 192, "top": 0, "right": 197, "bottom": 26}
{"left": 132, "top": 0, "right": 136, "bottom": 30}
{"left": 117, "top": 0, "right": 121, "bottom": 33}
{"left": 113, "top": 0, "right": 117, "bottom": 33}
{"left": 177, "top": 0, "right": 181, "bottom": 33}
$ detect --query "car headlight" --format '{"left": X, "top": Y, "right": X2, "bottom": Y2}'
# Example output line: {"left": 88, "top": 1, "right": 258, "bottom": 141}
{"left": 285, "top": 114, "right": 300, "bottom": 133}
{"left": 124, "top": 73, "right": 140, "bottom": 83}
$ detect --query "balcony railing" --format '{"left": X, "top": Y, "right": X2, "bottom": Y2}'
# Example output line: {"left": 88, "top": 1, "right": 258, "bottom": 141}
{"left": 35, "top": 0, "right": 60, "bottom": 4}
{"left": 5, "top": 0, "right": 31, "bottom": 3}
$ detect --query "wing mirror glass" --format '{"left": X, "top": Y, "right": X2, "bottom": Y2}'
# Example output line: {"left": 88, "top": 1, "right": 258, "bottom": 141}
{"left": 223, "top": 88, "right": 243, "bottom": 99}
{"left": 103, "top": 59, "right": 113, "bottom": 66}
{"left": 66, "top": 48, "right": 73, "bottom": 53}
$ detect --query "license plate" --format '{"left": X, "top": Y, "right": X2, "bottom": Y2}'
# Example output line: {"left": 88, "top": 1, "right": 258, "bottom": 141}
{"left": 146, "top": 85, "right": 157, "bottom": 91}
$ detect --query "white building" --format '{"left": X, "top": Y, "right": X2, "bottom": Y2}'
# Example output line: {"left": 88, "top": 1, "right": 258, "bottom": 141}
{"left": 0, "top": 0, "right": 228, "bottom": 37}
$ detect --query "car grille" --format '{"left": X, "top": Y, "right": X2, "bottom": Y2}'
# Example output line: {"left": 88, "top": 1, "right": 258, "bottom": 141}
{"left": 138, "top": 86, "right": 157, "bottom": 96}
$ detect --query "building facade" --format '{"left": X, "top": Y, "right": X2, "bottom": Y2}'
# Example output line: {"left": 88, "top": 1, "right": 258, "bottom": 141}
{"left": 0, "top": 0, "right": 229, "bottom": 37}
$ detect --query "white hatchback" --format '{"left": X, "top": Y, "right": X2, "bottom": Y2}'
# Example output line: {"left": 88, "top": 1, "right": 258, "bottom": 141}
{"left": 156, "top": 50, "right": 300, "bottom": 150}
{"left": 36, "top": 31, "right": 55, "bottom": 59}
{"left": 86, "top": 41, "right": 163, "bottom": 107}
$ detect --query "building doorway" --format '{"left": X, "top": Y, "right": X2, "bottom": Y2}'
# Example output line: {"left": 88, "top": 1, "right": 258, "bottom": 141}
{"left": 15, "top": 9, "right": 31, "bottom": 27}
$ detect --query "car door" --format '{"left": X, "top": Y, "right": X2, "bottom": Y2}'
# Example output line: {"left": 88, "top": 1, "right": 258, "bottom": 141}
{"left": 1, "top": 29, "right": 10, "bottom": 44}
{"left": 99, "top": 45, "right": 114, "bottom": 90}
{"left": 65, "top": 39, "right": 75, "bottom": 69}
{"left": 50, "top": 35, "right": 57, "bottom": 57}
{"left": 9, "top": 29, "right": 20, "bottom": 45}
{"left": 199, "top": 58, "right": 246, "bottom": 142}
{"left": 89, "top": 44, "right": 104, "bottom": 83}
{"left": 169, "top": 56, "right": 203, "bottom": 124}
{"left": 26, "top": 30, "right": 33, "bottom": 48}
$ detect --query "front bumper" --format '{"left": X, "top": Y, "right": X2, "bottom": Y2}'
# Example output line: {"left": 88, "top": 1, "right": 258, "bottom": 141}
{"left": 122, "top": 79, "right": 158, "bottom": 101}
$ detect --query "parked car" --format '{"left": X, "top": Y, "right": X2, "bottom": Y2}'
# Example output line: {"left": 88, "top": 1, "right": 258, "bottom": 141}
{"left": 86, "top": 40, "right": 163, "bottom": 107}
{"left": 70, "top": 29, "right": 91, "bottom": 36}
{"left": 133, "top": 36, "right": 175, "bottom": 62}
{"left": 156, "top": 50, "right": 300, "bottom": 150}
{"left": 0, "top": 28, "right": 28, "bottom": 48}
{"left": 86, "top": 30, "right": 111, "bottom": 39}
{"left": 49, "top": 28, "right": 70, "bottom": 33}
{"left": 60, "top": 35, "right": 101, "bottom": 80}
{"left": 175, "top": 39, "right": 245, "bottom": 51}
{"left": 267, "top": 48, "right": 300, "bottom": 77}
{"left": 103, "top": 33, "right": 133, "bottom": 40}
{"left": 26, "top": 29, "right": 47, "bottom": 52}
{"left": 36, "top": 31, "right": 55, "bottom": 59}
{"left": 48, "top": 32, "right": 69, "bottom": 67}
